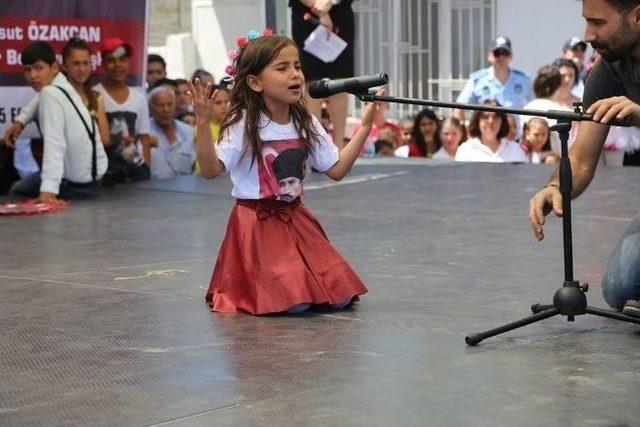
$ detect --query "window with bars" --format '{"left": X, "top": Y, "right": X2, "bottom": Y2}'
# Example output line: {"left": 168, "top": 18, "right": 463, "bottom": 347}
{"left": 352, "top": 0, "right": 495, "bottom": 120}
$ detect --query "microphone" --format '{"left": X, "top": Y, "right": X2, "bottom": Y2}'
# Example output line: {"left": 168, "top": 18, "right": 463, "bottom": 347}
{"left": 308, "top": 73, "right": 389, "bottom": 99}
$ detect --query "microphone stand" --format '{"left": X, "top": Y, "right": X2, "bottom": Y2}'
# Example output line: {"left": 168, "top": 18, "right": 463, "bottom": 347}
{"left": 356, "top": 92, "right": 640, "bottom": 346}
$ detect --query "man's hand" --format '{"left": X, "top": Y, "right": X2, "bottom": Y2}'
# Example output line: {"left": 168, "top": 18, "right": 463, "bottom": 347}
{"left": 38, "top": 192, "right": 64, "bottom": 206}
{"left": 587, "top": 96, "right": 640, "bottom": 126}
{"left": 528, "top": 185, "right": 563, "bottom": 241}
{"left": 3, "top": 122, "right": 24, "bottom": 148}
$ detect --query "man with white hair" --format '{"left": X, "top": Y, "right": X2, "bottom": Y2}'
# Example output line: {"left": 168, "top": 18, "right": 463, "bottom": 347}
{"left": 148, "top": 86, "right": 196, "bottom": 179}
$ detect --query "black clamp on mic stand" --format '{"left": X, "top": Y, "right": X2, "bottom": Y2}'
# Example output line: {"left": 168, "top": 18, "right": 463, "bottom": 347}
{"left": 356, "top": 91, "right": 640, "bottom": 345}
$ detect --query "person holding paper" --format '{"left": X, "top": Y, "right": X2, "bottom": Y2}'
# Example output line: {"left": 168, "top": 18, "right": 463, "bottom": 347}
{"left": 290, "top": 0, "right": 355, "bottom": 148}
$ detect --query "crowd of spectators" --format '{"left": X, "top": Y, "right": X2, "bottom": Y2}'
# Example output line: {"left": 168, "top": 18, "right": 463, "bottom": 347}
{"left": 346, "top": 35, "right": 640, "bottom": 166}
{"left": 3, "top": 33, "right": 640, "bottom": 203}
{"left": 1, "top": 37, "right": 230, "bottom": 201}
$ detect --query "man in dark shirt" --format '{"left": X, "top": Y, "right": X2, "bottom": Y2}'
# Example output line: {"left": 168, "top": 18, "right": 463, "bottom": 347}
{"left": 529, "top": 0, "right": 640, "bottom": 316}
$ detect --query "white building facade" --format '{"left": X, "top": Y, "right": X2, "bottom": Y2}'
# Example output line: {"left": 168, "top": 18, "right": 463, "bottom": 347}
{"left": 152, "top": 0, "right": 586, "bottom": 119}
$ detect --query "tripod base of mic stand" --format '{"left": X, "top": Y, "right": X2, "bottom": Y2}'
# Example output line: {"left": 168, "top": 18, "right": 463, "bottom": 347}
{"left": 465, "top": 283, "right": 640, "bottom": 346}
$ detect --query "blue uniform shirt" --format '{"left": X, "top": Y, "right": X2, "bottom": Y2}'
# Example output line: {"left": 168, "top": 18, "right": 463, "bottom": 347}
{"left": 456, "top": 67, "right": 533, "bottom": 109}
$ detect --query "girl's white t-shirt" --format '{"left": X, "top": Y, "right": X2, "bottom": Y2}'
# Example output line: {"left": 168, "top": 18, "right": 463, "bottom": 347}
{"left": 216, "top": 113, "right": 339, "bottom": 201}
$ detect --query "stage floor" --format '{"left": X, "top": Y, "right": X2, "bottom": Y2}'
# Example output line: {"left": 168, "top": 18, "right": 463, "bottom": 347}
{"left": 2, "top": 159, "right": 640, "bottom": 426}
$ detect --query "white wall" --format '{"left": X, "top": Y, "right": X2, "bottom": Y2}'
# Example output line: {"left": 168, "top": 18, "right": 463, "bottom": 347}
{"left": 191, "top": 0, "right": 266, "bottom": 82}
{"left": 496, "top": 0, "right": 588, "bottom": 77}
{"left": 149, "top": 33, "right": 201, "bottom": 80}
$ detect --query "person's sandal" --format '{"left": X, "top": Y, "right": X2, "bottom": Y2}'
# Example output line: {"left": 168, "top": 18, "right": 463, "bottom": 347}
{"left": 622, "top": 299, "right": 640, "bottom": 318}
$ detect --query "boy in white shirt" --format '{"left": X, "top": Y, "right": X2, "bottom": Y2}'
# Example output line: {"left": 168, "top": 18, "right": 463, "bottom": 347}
{"left": 9, "top": 42, "right": 108, "bottom": 203}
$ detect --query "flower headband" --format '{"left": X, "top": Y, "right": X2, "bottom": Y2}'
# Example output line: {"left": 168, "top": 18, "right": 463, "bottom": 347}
{"left": 225, "top": 28, "right": 275, "bottom": 76}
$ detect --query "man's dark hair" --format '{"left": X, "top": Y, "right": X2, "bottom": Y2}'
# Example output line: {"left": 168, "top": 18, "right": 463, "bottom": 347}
{"left": 603, "top": 0, "right": 640, "bottom": 12}
{"left": 22, "top": 42, "right": 56, "bottom": 66}
{"left": 374, "top": 139, "right": 394, "bottom": 153}
{"left": 148, "top": 53, "right": 166, "bottom": 68}
{"left": 174, "top": 78, "right": 187, "bottom": 85}
{"left": 191, "top": 68, "right": 213, "bottom": 81}
{"left": 150, "top": 78, "right": 178, "bottom": 90}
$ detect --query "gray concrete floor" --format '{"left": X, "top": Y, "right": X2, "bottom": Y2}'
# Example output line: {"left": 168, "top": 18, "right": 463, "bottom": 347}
{"left": 1, "top": 160, "right": 640, "bottom": 427}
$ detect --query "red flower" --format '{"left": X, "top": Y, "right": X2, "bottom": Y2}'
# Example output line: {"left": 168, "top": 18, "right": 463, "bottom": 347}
{"left": 236, "top": 37, "right": 248, "bottom": 48}
{"left": 262, "top": 28, "right": 274, "bottom": 36}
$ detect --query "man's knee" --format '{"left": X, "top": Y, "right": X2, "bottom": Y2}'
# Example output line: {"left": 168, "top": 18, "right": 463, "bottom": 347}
{"left": 602, "top": 217, "right": 640, "bottom": 309}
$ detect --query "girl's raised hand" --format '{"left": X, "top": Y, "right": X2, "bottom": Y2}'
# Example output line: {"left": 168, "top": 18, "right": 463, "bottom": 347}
{"left": 187, "top": 78, "right": 218, "bottom": 123}
{"left": 361, "top": 87, "right": 386, "bottom": 129}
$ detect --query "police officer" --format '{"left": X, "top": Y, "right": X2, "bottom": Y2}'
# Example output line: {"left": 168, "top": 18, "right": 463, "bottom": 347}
{"left": 454, "top": 36, "right": 533, "bottom": 122}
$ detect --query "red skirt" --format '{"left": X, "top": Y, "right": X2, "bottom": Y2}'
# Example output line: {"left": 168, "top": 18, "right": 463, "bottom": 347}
{"left": 206, "top": 198, "right": 368, "bottom": 314}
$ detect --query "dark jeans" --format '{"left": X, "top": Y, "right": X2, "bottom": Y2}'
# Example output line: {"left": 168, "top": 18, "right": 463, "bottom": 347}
{"left": 0, "top": 144, "right": 20, "bottom": 194}
{"left": 602, "top": 216, "right": 640, "bottom": 309}
{"left": 9, "top": 172, "right": 93, "bottom": 199}
{"left": 623, "top": 149, "right": 640, "bottom": 166}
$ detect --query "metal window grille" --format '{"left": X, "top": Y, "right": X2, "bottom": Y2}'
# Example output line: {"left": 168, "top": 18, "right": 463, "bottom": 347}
{"left": 352, "top": 0, "right": 495, "bottom": 120}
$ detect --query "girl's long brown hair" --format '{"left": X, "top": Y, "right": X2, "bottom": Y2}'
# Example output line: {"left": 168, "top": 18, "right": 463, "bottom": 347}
{"left": 218, "top": 35, "right": 321, "bottom": 165}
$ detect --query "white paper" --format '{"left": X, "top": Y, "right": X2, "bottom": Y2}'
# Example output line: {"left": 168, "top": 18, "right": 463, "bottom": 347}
{"left": 303, "top": 25, "right": 348, "bottom": 63}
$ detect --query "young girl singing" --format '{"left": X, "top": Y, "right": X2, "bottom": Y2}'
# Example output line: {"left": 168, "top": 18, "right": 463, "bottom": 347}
{"left": 188, "top": 32, "right": 381, "bottom": 315}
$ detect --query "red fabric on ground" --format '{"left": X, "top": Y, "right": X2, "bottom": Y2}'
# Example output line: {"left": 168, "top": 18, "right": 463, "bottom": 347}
{"left": 0, "top": 199, "right": 68, "bottom": 216}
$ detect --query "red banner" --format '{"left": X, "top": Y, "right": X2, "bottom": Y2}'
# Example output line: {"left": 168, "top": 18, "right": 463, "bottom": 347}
{"left": 0, "top": 16, "right": 146, "bottom": 77}
{"left": 0, "top": 0, "right": 148, "bottom": 136}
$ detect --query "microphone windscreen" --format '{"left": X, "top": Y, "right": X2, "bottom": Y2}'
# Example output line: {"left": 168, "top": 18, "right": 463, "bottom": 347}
{"left": 308, "top": 79, "right": 329, "bottom": 99}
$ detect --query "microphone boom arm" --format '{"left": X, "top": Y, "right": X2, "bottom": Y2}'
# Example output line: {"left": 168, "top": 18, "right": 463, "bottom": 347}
{"left": 356, "top": 93, "right": 595, "bottom": 123}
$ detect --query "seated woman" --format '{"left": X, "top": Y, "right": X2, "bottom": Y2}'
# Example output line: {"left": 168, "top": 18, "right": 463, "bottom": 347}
{"left": 454, "top": 100, "right": 527, "bottom": 163}
{"left": 520, "top": 117, "right": 559, "bottom": 164}
{"left": 432, "top": 117, "right": 465, "bottom": 161}
{"left": 407, "top": 108, "right": 441, "bottom": 157}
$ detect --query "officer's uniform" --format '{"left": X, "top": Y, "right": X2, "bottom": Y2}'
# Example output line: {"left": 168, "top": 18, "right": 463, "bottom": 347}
{"left": 456, "top": 67, "right": 533, "bottom": 109}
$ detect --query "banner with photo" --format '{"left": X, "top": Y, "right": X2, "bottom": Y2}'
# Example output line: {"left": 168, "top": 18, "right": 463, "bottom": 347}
{"left": 0, "top": 0, "right": 149, "bottom": 138}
